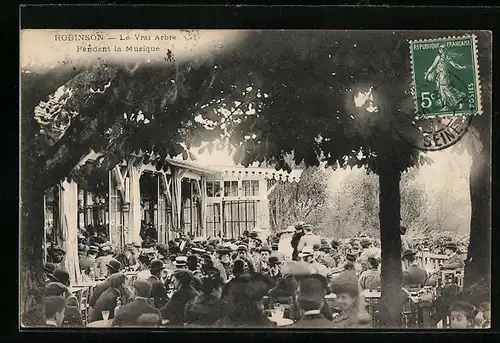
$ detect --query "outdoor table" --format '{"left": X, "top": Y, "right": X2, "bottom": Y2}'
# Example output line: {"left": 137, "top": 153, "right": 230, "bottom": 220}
{"left": 362, "top": 290, "right": 381, "bottom": 298}
{"left": 87, "top": 319, "right": 112, "bottom": 328}
{"left": 272, "top": 318, "right": 294, "bottom": 327}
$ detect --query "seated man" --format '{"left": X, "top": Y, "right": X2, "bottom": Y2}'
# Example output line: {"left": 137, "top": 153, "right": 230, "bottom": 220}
{"left": 288, "top": 274, "right": 332, "bottom": 328}
{"left": 442, "top": 242, "right": 465, "bottom": 271}
{"left": 402, "top": 249, "right": 427, "bottom": 287}
{"left": 45, "top": 296, "right": 66, "bottom": 328}
{"left": 112, "top": 279, "right": 162, "bottom": 327}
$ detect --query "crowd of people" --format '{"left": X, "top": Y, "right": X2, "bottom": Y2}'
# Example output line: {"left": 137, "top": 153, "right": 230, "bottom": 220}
{"left": 37, "top": 222, "right": 490, "bottom": 329}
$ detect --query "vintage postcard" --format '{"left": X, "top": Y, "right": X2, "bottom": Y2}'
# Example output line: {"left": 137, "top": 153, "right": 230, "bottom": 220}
{"left": 20, "top": 29, "right": 491, "bottom": 329}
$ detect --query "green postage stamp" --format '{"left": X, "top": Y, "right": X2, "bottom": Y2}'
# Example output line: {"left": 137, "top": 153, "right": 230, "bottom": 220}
{"left": 410, "top": 35, "right": 482, "bottom": 118}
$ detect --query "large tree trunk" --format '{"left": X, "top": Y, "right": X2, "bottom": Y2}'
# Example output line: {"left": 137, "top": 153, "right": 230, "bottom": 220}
{"left": 464, "top": 136, "right": 491, "bottom": 291}
{"left": 378, "top": 161, "right": 403, "bottom": 328}
{"left": 20, "top": 184, "right": 46, "bottom": 327}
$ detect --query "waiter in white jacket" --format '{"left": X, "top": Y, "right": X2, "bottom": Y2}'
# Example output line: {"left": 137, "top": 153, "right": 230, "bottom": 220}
{"left": 297, "top": 224, "right": 322, "bottom": 253}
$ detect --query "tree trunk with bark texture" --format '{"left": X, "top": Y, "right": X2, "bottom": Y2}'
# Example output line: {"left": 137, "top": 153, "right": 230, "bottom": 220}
{"left": 378, "top": 160, "right": 403, "bottom": 328}
{"left": 20, "top": 185, "right": 46, "bottom": 327}
{"left": 464, "top": 135, "right": 491, "bottom": 291}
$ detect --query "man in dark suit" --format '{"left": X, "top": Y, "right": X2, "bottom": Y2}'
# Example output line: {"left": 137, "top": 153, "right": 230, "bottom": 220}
{"left": 148, "top": 259, "right": 169, "bottom": 309}
{"left": 89, "top": 273, "right": 128, "bottom": 322}
{"left": 442, "top": 242, "right": 465, "bottom": 270}
{"left": 160, "top": 269, "right": 200, "bottom": 325}
{"left": 402, "top": 249, "right": 428, "bottom": 287}
{"left": 45, "top": 296, "right": 66, "bottom": 327}
{"left": 291, "top": 222, "right": 306, "bottom": 261}
{"left": 112, "top": 279, "right": 162, "bottom": 327}
{"left": 89, "top": 259, "right": 123, "bottom": 307}
{"left": 288, "top": 274, "right": 333, "bottom": 328}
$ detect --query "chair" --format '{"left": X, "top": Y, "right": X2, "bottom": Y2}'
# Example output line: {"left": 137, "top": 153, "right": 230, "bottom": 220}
{"left": 80, "top": 286, "right": 90, "bottom": 324}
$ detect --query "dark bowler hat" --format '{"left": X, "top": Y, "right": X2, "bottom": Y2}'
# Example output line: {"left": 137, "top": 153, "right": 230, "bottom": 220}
{"left": 149, "top": 259, "right": 164, "bottom": 272}
{"left": 52, "top": 268, "right": 70, "bottom": 286}
{"left": 402, "top": 249, "right": 417, "bottom": 260}
{"left": 260, "top": 244, "right": 271, "bottom": 253}
{"left": 319, "top": 243, "right": 331, "bottom": 252}
{"left": 237, "top": 244, "right": 248, "bottom": 252}
{"left": 271, "top": 243, "right": 279, "bottom": 250}
{"left": 45, "top": 282, "right": 69, "bottom": 296}
{"left": 106, "top": 259, "right": 122, "bottom": 273}
{"left": 44, "top": 263, "right": 57, "bottom": 274}
{"left": 249, "top": 232, "right": 259, "bottom": 239}
{"left": 331, "top": 240, "right": 340, "bottom": 250}
{"left": 109, "top": 273, "right": 126, "bottom": 288}
{"left": 360, "top": 237, "right": 372, "bottom": 248}
{"left": 445, "top": 242, "right": 458, "bottom": 250}
{"left": 216, "top": 245, "right": 231, "bottom": 255}
{"left": 88, "top": 245, "right": 99, "bottom": 254}
{"left": 346, "top": 253, "right": 357, "bottom": 262}
{"left": 268, "top": 256, "right": 281, "bottom": 266}
{"left": 173, "top": 269, "right": 194, "bottom": 284}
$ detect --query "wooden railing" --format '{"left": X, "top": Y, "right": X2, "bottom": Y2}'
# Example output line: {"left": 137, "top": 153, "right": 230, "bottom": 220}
{"left": 415, "top": 252, "right": 448, "bottom": 271}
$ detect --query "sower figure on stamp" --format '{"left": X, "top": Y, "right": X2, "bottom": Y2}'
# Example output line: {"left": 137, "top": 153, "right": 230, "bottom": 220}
{"left": 424, "top": 44, "right": 468, "bottom": 112}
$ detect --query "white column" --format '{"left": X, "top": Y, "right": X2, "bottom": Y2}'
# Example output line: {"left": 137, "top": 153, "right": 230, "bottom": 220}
{"left": 59, "top": 179, "right": 81, "bottom": 284}
{"left": 128, "top": 164, "right": 142, "bottom": 245}
{"left": 258, "top": 178, "right": 270, "bottom": 230}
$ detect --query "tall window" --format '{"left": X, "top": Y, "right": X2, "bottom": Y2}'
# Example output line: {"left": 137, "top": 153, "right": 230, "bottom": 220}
{"left": 242, "top": 180, "right": 260, "bottom": 196}
{"left": 207, "top": 181, "right": 221, "bottom": 197}
{"left": 224, "top": 181, "right": 239, "bottom": 197}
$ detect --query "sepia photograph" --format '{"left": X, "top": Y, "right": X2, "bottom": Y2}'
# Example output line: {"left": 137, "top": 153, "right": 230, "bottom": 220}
{"left": 20, "top": 28, "right": 491, "bottom": 329}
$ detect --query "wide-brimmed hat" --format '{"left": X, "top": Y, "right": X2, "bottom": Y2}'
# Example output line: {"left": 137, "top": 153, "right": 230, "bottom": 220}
{"left": 449, "top": 300, "right": 476, "bottom": 317}
{"left": 285, "top": 225, "right": 296, "bottom": 233}
{"left": 191, "top": 247, "right": 206, "bottom": 254}
{"left": 149, "top": 259, "right": 164, "bottom": 272}
{"left": 106, "top": 258, "right": 122, "bottom": 273}
{"left": 330, "top": 270, "right": 359, "bottom": 296}
{"left": 294, "top": 221, "right": 306, "bottom": 230}
{"left": 402, "top": 249, "right": 417, "bottom": 260}
{"left": 299, "top": 246, "right": 314, "bottom": 257}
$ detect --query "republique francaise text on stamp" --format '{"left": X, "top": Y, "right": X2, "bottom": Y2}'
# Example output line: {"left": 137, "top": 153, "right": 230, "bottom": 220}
{"left": 409, "top": 35, "right": 482, "bottom": 118}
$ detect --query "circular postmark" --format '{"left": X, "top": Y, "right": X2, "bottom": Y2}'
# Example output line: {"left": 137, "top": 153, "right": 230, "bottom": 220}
{"left": 395, "top": 65, "right": 475, "bottom": 151}
{"left": 394, "top": 114, "right": 472, "bottom": 152}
